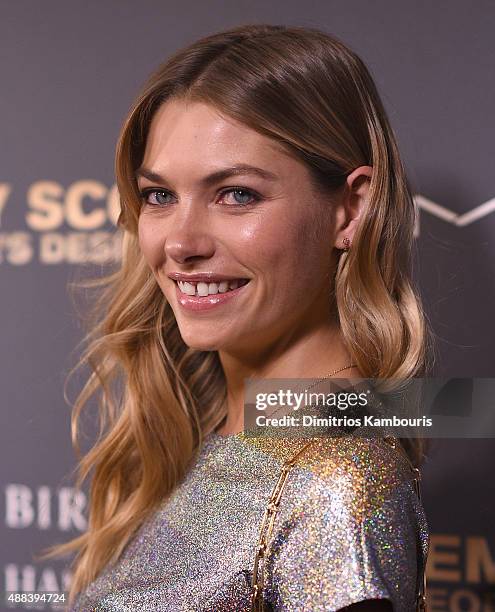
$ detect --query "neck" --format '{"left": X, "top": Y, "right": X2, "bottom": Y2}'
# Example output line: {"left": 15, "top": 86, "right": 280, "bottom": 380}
{"left": 216, "top": 321, "right": 361, "bottom": 435}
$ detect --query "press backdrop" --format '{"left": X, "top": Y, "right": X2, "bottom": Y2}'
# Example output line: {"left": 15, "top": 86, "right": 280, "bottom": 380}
{"left": 1, "top": 2, "right": 494, "bottom": 610}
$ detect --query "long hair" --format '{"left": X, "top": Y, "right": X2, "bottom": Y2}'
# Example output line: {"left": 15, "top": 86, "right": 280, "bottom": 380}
{"left": 40, "top": 24, "right": 435, "bottom": 605}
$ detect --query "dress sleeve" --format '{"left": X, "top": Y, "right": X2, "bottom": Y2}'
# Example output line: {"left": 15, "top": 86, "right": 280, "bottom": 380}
{"left": 264, "top": 455, "right": 427, "bottom": 612}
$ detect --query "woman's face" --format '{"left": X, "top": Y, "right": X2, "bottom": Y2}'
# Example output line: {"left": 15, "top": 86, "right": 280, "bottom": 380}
{"left": 137, "top": 99, "right": 341, "bottom": 356}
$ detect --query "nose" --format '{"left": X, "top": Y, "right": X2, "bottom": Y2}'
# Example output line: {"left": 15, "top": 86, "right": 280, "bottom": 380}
{"left": 164, "top": 201, "right": 216, "bottom": 264}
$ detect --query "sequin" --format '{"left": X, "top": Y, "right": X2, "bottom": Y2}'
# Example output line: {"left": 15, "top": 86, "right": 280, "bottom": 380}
{"left": 70, "top": 432, "right": 428, "bottom": 611}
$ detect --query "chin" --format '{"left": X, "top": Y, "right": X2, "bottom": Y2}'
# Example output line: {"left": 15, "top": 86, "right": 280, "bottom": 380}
{"left": 183, "top": 339, "right": 219, "bottom": 351}
{"left": 176, "top": 329, "right": 222, "bottom": 351}
{"left": 178, "top": 327, "right": 244, "bottom": 352}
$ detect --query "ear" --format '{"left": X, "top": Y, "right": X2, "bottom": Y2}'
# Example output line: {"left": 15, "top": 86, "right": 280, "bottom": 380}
{"left": 333, "top": 165, "right": 373, "bottom": 251}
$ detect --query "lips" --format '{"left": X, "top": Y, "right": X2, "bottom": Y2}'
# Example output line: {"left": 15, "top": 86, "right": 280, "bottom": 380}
{"left": 176, "top": 278, "right": 249, "bottom": 297}
{"left": 168, "top": 272, "right": 250, "bottom": 283}
{"left": 173, "top": 278, "right": 251, "bottom": 312}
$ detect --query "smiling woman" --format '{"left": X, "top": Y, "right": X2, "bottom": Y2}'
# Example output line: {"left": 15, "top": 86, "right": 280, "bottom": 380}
{"left": 135, "top": 98, "right": 365, "bottom": 343}
{"left": 41, "top": 23, "right": 433, "bottom": 611}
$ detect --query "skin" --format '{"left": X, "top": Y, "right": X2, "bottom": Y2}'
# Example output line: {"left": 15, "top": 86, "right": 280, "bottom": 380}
{"left": 137, "top": 99, "right": 391, "bottom": 611}
{"left": 137, "top": 98, "right": 371, "bottom": 431}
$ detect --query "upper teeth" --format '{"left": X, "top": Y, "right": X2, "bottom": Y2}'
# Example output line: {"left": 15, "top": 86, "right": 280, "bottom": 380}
{"left": 177, "top": 279, "right": 246, "bottom": 296}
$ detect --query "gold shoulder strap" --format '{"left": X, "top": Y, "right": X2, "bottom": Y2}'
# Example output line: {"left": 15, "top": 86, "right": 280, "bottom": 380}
{"left": 250, "top": 437, "right": 428, "bottom": 612}
{"left": 250, "top": 440, "right": 314, "bottom": 611}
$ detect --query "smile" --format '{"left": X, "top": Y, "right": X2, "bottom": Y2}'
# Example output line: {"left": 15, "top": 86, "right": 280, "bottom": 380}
{"left": 176, "top": 278, "right": 249, "bottom": 296}
{"left": 173, "top": 278, "right": 251, "bottom": 312}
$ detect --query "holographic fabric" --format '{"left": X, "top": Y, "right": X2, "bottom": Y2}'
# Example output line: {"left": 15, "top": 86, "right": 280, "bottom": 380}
{"left": 70, "top": 431, "right": 429, "bottom": 611}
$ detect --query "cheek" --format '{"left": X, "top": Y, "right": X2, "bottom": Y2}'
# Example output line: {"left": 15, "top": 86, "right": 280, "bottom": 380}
{"left": 242, "top": 210, "right": 327, "bottom": 278}
{"left": 234, "top": 218, "right": 301, "bottom": 297}
{"left": 137, "top": 217, "right": 164, "bottom": 268}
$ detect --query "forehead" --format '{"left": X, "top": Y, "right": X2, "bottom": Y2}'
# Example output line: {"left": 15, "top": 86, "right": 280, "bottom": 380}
{"left": 141, "top": 98, "right": 293, "bottom": 173}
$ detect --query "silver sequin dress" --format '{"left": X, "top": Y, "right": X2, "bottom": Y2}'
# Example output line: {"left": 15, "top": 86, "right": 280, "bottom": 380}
{"left": 70, "top": 431, "right": 429, "bottom": 611}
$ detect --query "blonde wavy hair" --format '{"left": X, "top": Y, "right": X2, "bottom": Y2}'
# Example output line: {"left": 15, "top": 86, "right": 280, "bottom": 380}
{"left": 40, "top": 23, "right": 435, "bottom": 606}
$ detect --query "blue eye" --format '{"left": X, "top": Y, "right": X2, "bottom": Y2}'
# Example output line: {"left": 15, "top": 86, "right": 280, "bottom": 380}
{"left": 138, "top": 186, "right": 261, "bottom": 208}
{"left": 219, "top": 187, "right": 260, "bottom": 206}
{"left": 140, "top": 189, "right": 173, "bottom": 206}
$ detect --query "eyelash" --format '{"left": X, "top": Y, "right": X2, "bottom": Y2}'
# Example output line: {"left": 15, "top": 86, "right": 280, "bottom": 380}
{"left": 139, "top": 186, "right": 262, "bottom": 208}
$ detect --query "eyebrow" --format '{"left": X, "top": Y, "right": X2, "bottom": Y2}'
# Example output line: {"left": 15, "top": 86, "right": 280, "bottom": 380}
{"left": 135, "top": 164, "right": 279, "bottom": 186}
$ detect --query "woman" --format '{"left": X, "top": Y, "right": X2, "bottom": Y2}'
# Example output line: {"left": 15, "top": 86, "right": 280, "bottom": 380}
{"left": 45, "top": 23, "right": 433, "bottom": 611}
